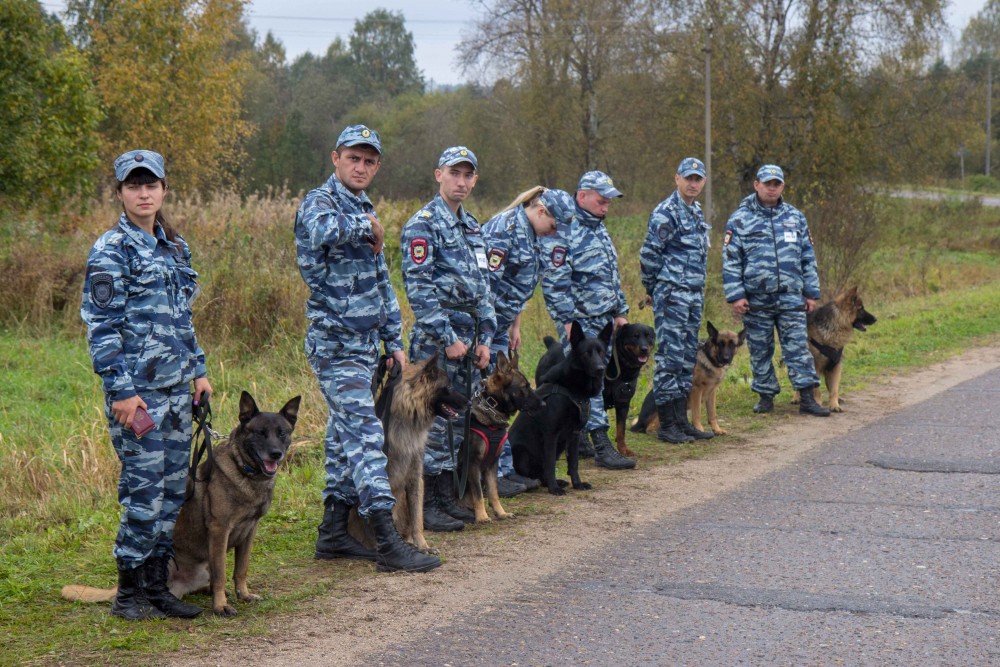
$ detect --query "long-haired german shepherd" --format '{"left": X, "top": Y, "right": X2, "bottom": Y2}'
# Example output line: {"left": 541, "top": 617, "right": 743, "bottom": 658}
{"left": 631, "top": 322, "right": 744, "bottom": 436}
{"left": 349, "top": 353, "right": 468, "bottom": 553}
{"left": 511, "top": 321, "right": 613, "bottom": 495}
{"left": 62, "top": 392, "right": 301, "bottom": 617}
{"left": 461, "top": 349, "right": 544, "bottom": 522}
{"left": 793, "top": 286, "right": 877, "bottom": 412}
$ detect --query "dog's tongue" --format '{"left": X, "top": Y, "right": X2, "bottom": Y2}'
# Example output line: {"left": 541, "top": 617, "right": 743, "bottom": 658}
{"left": 263, "top": 459, "right": 279, "bottom": 474}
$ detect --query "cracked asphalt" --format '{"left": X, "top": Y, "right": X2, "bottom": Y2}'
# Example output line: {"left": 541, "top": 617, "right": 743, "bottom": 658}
{"left": 375, "top": 370, "right": 1000, "bottom": 666}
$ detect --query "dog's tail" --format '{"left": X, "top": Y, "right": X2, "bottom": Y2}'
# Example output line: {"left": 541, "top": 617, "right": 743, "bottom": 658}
{"left": 61, "top": 584, "right": 117, "bottom": 603}
{"left": 542, "top": 335, "right": 557, "bottom": 348}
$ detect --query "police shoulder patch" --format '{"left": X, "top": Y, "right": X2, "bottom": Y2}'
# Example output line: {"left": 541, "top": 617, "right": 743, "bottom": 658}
{"left": 487, "top": 248, "right": 506, "bottom": 272}
{"left": 91, "top": 272, "right": 115, "bottom": 308}
{"left": 657, "top": 223, "right": 669, "bottom": 241}
{"left": 410, "top": 238, "right": 429, "bottom": 264}
{"left": 723, "top": 229, "right": 733, "bottom": 246}
{"left": 551, "top": 245, "right": 568, "bottom": 267}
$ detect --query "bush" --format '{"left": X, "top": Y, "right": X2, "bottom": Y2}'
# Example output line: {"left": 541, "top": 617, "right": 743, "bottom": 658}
{"left": 969, "top": 174, "right": 1000, "bottom": 193}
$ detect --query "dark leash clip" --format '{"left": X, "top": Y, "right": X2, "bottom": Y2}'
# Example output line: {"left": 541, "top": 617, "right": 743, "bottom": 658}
{"left": 187, "top": 396, "right": 216, "bottom": 499}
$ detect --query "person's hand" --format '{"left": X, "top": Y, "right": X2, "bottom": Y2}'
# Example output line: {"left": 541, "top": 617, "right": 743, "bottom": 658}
{"left": 564, "top": 322, "right": 573, "bottom": 338}
{"left": 805, "top": 298, "right": 817, "bottom": 313}
{"left": 613, "top": 316, "right": 628, "bottom": 332}
{"left": 112, "top": 395, "right": 148, "bottom": 430}
{"left": 509, "top": 325, "right": 522, "bottom": 351}
{"left": 367, "top": 213, "right": 385, "bottom": 255}
{"left": 387, "top": 349, "right": 408, "bottom": 371}
{"left": 445, "top": 339, "right": 468, "bottom": 360}
{"left": 474, "top": 344, "right": 490, "bottom": 370}
{"left": 731, "top": 298, "right": 750, "bottom": 316}
{"left": 193, "top": 377, "right": 212, "bottom": 405}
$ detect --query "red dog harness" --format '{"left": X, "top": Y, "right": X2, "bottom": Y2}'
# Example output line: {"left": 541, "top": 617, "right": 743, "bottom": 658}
{"left": 468, "top": 423, "right": 508, "bottom": 461}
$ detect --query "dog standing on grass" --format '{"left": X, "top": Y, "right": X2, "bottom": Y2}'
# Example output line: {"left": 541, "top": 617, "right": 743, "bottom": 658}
{"left": 461, "top": 349, "right": 544, "bottom": 522}
{"left": 62, "top": 392, "right": 300, "bottom": 617}
{"left": 793, "top": 286, "right": 877, "bottom": 412}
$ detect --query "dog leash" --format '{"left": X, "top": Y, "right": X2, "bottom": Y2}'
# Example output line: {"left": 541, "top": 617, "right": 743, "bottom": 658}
{"left": 372, "top": 354, "right": 402, "bottom": 455}
{"left": 188, "top": 397, "right": 223, "bottom": 500}
{"left": 605, "top": 326, "right": 622, "bottom": 382}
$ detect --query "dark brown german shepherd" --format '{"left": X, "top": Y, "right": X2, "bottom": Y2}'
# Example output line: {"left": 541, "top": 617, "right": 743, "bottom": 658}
{"left": 793, "top": 286, "right": 877, "bottom": 412}
{"left": 631, "top": 322, "right": 744, "bottom": 436}
{"left": 62, "top": 392, "right": 301, "bottom": 617}
{"left": 461, "top": 349, "right": 544, "bottom": 522}
{"left": 349, "top": 353, "right": 468, "bottom": 553}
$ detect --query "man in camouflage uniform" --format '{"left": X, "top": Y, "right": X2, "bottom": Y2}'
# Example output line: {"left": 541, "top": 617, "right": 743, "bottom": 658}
{"left": 82, "top": 149, "right": 210, "bottom": 620}
{"left": 401, "top": 146, "right": 496, "bottom": 531}
{"left": 640, "top": 157, "right": 715, "bottom": 443}
{"left": 296, "top": 125, "right": 440, "bottom": 573}
{"left": 722, "top": 164, "right": 830, "bottom": 417}
{"left": 540, "top": 170, "right": 636, "bottom": 470}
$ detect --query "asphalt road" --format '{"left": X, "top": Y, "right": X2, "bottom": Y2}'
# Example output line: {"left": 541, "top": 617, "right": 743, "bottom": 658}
{"left": 374, "top": 370, "right": 1000, "bottom": 666}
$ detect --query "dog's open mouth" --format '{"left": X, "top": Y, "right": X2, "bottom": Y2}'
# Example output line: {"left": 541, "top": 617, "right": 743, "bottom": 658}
{"left": 438, "top": 402, "right": 462, "bottom": 420}
{"left": 261, "top": 458, "right": 280, "bottom": 476}
{"left": 636, "top": 353, "right": 649, "bottom": 364}
{"left": 853, "top": 321, "right": 867, "bottom": 332}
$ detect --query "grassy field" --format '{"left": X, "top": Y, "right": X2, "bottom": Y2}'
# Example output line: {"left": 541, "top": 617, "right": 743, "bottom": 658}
{"left": 1, "top": 192, "right": 999, "bottom": 665}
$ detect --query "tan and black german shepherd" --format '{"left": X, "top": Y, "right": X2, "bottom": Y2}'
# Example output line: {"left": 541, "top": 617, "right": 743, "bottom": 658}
{"left": 461, "top": 349, "right": 544, "bottom": 522}
{"left": 349, "top": 353, "right": 468, "bottom": 553}
{"left": 62, "top": 392, "right": 301, "bottom": 617}
{"left": 631, "top": 322, "right": 744, "bottom": 436}
{"left": 793, "top": 286, "right": 877, "bottom": 412}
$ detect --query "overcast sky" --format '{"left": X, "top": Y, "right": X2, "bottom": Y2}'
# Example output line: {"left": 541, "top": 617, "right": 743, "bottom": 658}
{"left": 42, "top": 0, "right": 990, "bottom": 85}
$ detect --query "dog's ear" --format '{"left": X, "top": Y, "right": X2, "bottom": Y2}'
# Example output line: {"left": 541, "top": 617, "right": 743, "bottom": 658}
{"left": 737, "top": 328, "right": 747, "bottom": 346}
{"left": 599, "top": 321, "right": 614, "bottom": 347}
{"left": 239, "top": 391, "right": 260, "bottom": 425}
{"left": 706, "top": 320, "right": 719, "bottom": 341}
{"left": 279, "top": 396, "right": 301, "bottom": 431}
{"left": 569, "top": 320, "right": 585, "bottom": 347}
{"left": 497, "top": 350, "right": 510, "bottom": 372}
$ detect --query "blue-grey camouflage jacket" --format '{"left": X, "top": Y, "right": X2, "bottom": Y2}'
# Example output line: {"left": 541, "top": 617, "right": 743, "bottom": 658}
{"left": 482, "top": 206, "right": 541, "bottom": 330}
{"left": 81, "top": 214, "right": 206, "bottom": 402}
{"left": 640, "top": 189, "right": 710, "bottom": 295}
{"left": 401, "top": 194, "right": 496, "bottom": 348}
{"left": 294, "top": 174, "right": 403, "bottom": 353}
{"left": 722, "top": 193, "right": 820, "bottom": 308}
{"left": 540, "top": 204, "right": 629, "bottom": 326}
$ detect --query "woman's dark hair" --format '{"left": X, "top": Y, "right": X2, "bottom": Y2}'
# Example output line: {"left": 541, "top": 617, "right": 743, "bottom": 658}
{"left": 115, "top": 167, "right": 177, "bottom": 244}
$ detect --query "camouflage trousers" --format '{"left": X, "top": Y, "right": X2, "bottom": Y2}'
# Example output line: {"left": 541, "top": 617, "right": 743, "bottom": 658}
{"left": 652, "top": 286, "right": 703, "bottom": 405}
{"left": 742, "top": 307, "right": 820, "bottom": 395}
{"left": 306, "top": 326, "right": 394, "bottom": 517}
{"left": 107, "top": 383, "right": 192, "bottom": 568}
{"left": 411, "top": 329, "right": 477, "bottom": 476}
{"left": 556, "top": 314, "right": 614, "bottom": 432}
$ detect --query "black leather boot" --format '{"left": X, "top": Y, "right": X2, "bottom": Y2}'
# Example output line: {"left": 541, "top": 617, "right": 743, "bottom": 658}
{"left": 752, "top": 393, "right": 774, "bottom": 414}
{"left": 435, "top": 472, "right": 476, "bottom": 523}
{"left": 143, "top": 556, "right": 202, "bottom": 618}
{"left": 422, "top": 473, "right": 464, "bottom": 532}
{"left": 798, "top": 387, "right": 831, "bottom": 416}
{"left": 496, "top": 476, "right": 528, "bottom": 498}
{"left": 591, "top": 428, "right": 636, "bottom": 470}
{"left": 111, "top": 560, "right": 166, "bottom": 621}
{"left": 506, "top": 472, "right": 540, "bottom": 491}
{"left": 368, "top": 509, "right": 442, "bottom": 573}
{"left": 314, "top": 497, "right": 378, "bottom": 561}
{"left": 577, "top": 431, "right": 596, "bottom": 459}
{"left": 675, "top": 397, "right": 713, "bottom": 440}
{"left": 656, "top": 402, "right": 693, "bottom": 444}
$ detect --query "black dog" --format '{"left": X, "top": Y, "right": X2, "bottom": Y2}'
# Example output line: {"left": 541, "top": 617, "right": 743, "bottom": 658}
{"left": 602, "top": 323, "right": 654, "bottom": 457}
{"left": 510, "top": 321, "right": 613, "bottom": 495}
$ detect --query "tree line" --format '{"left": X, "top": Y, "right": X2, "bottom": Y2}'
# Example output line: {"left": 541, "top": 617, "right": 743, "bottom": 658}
{"left": 2, "top": 0, "right": 998, "bottom": 216}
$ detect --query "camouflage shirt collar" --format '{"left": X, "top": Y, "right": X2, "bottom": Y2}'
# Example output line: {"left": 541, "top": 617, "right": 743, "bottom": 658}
{"left": 118, "top": 213, "right": 168, "bottom": 251}
{"left": 574, "top": 203, "right": 604, "bottom": 228}
{"left": 514, "top": 206, "right": 536, "bottom": 241}
{"left": 328, "top": 174, "right": 374, "bottom": 211}
{"left": 747, "top": 192, "right": 784, "bottom": 214}
{"left": 670, "top": 189, "right": 703, "bottom": 217}
{"left": 433, "top": 193, "right": 475, "bottom": 229}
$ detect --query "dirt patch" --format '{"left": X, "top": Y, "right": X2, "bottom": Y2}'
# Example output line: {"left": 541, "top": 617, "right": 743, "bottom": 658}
{"left": 168, "top": 346, "right": 1000, "bottom": 666}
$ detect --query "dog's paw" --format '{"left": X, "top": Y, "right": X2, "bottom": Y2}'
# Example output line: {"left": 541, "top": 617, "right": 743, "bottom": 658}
{"left": 548, "top": 486, "right": 566, "bottom": 496}
{"left": 214, "top": 604, "right": 239, "bottom": 618}
{"left": 475, "top": 516, "right": 493, "bottom": 524}
{"left": 573, "top": 481, "right": 593, "bottom": 490}
{"left": 712, "top": 427, "right": 728, "bottom": 435}
{"left": 618, "top": 447, "right": 635, "bottom": 457}
{"left": 831, "top": 405, "right": 843, "bottom": 413}
{"left": 236, "top": 591, "right": 261, "bottom": 603}
{"left": 556, "top": 479, "right": 569, "bottom": 488}
{"left": 497, "top": 512, "right": 514, "bottom": 520}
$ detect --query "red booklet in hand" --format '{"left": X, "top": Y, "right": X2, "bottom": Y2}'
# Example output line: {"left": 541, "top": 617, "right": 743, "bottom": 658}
{"left": 131, "top": 407, "right": 155, "bottom": 437}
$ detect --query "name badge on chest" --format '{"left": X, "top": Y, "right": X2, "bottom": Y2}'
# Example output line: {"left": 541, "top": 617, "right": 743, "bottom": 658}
{"left": 784, "top": 230, "right": 797, "bottom": 243}
{"left": 475, "top": 247, "right": 488, "bottom": 270}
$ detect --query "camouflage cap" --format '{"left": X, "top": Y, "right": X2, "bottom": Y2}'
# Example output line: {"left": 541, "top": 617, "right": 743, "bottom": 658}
{"left": 538, "top": 188, "right": 576, "bottom": 226}
{"left": 336, "top": 124, "right": 382, "bottom": 154}
{"left": 437, "top": 146, "right": 478, "bottom": 170}
{"left": 577, "top": 170, "right": 623, "bottom": 198}
{"left": 755, "top": 164, "right": 785, "bottom": 183}
{"left": 677, "top": 157, "right": 706, "bottom": 178}
{"left": 114, "top": 150, "right": 166, "bottom": 181}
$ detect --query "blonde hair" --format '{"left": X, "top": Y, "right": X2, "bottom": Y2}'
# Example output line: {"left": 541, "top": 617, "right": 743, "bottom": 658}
{"left": 498, "top": 186, "right": 546, "bottom": 214}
